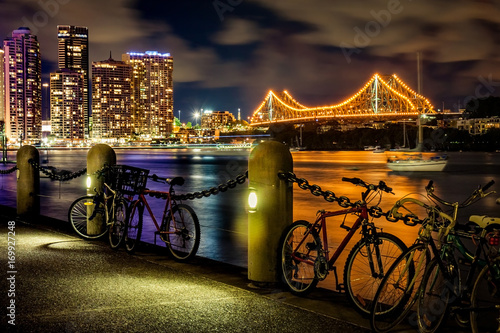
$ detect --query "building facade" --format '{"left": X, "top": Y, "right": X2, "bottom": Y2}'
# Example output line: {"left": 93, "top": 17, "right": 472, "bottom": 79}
{"left": 92, "top": 57, "right": 132, "bottom": 141}
{"left": 3, "top": 27, "right": 42, "bottom": 144}
{"left": 455, "top": 117, "right": 500, "bottom": 135}
{"left": 57, "top": 25, "right": 89, "bottom": 138}
{"left": 49, "top": 69, "right": 85, "bottom": 143}
{"left": 0, "top": 48, "right": 4, "bottom": 123}
{"left": 201, "top": 111, "right": 236, "bottom": 130}
{"left": 122, "top": 51, "right": 173, "bottom": 138}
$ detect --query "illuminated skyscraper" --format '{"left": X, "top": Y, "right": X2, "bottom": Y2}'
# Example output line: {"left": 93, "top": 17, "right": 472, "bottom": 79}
{"left": 122, "top": 51, "right": 173, "bottom": 138}
{"left": 49, "top": 69, "right": 85, "bottom": 142}
{"left": 0, "top": 48, "right": 4, "bottom": 124}
{"left": 3, "top": 27, "right": 42, "bottom": 144}
{"left": 92, "top": 57, "right": 132, "bottom": 141}
{"left": 57, "top": 25, "right": 89, "bottom": 138}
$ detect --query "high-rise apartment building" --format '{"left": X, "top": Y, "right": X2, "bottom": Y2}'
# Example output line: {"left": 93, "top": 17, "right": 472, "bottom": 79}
{"left": 49, "top": 69, "right": 85, "bottom": 142}
{"left": 92, "top": 57, "right": 132, "bottom": 141}
{"left": 0, "top": 48, "right": 5, "bottom": 124}
{"left": 122, "top": 51, "right": 173, "bottom": 138}
{"left": 57, "top": 25, "right": 89, "bottom": 138}
{"left": 3, "top": 27, "right": 42, "bottom": 144}
{"left": 201, "top": 111, "right": 236, "bottom": 130}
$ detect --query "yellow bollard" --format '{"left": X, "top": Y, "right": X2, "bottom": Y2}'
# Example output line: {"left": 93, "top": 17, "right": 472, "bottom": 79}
{"left": 248, "top": 141, "right": 293, "bottom": 284}
{"left": 86, "top": 144, "right": 116, "bottom": 235}
{"left": 16, "top": 145, "right": 40, "bottom": 219}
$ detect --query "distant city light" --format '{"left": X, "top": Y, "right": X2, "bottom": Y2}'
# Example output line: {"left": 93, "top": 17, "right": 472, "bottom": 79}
{"left": 127, "top": 51, "right": 171, "bottom": 57}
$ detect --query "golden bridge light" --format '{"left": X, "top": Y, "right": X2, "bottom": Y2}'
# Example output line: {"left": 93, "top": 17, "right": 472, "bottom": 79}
{"left": 249, "top": 73, "right": 435, "bottom": 126}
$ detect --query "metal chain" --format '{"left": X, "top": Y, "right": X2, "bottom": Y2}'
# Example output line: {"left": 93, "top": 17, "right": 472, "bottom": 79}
{"left": 278, "top": 171, "right": 424, "bottom": 224}
{"left": 28, "top": 159, "right": 108, "bottom": 182}
{"left": 148, "top": 170, "right": 248, "bottom": 201}
{"left": 278, "top": 171, "right": 354, "bottom": 208}
{"left": 0, "top": 165, "right": 17, "bottom": 175}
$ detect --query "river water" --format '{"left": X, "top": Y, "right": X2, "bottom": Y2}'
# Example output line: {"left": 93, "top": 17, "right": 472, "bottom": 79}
{"left": 1, "top": 148, "right": 499, "bottom": 291}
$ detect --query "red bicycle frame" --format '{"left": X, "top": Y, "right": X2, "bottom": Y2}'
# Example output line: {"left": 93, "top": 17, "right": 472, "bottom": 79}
{"left": 292, "top": 205, "right": 369, "bottom": 268}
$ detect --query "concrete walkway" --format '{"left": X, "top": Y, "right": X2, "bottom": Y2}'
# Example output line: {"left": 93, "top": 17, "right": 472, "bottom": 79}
{"left": 1, "top": 207, "right": 478, "bottom": 333}
{"left": 1, "top": 208, "right": 371, "bottom": 333}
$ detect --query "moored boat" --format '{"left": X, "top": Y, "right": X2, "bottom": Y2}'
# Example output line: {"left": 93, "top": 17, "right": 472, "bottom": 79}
{"left": 387, "top": 153, "right": 448, "bottom": 172}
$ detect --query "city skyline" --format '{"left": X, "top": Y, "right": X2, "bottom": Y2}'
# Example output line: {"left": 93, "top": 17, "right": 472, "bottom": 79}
{"left": 1, "top": 0, "right": 500, "bottom": 122}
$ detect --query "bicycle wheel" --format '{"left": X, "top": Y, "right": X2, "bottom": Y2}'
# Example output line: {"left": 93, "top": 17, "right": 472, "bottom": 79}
{"left": 417, "top": 256, "right": 459, "bottom": 333}
{"left": 68, "top": 195, "right": 107, "bottom": 239}
{"left": 109, "top": 199, "right": 128, "bottom": 249}
{"left": 371, "top": 243, "right": 429, "bottom": 333}
{"left": 470, "top": 258, "right": 500, "bottom": 333}
{"left": 161, "top": 204, "right": 200, "bottom": 262}
{"left": 344, "top": 232, "right": 407, "bottom": 317}
{"left": 278, "top": 220, "right": 320, "bottom": 295}
{"left": 125, "top": 200, "right": 143, "bottom": 253}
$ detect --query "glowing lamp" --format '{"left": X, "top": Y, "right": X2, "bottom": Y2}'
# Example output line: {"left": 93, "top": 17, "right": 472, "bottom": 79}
{"left": 248, "top": 189, "right": 258, "bottom": 213}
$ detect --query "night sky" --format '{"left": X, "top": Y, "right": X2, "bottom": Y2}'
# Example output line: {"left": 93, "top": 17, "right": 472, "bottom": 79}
{"left": 1, "top": 0, "right": 500, "bottom": 122}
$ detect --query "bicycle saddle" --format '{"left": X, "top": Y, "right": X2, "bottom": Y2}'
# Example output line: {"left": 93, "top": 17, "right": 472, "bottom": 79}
{"left": 468, "top": 215, "right": 500, "bottom": 231}
{"left": 170, "top": 177, "right": 185, "bottom": 187}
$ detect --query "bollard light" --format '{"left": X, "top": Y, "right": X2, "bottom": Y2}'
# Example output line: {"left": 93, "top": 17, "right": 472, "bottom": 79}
{"left": 248, "top": 189, "right": 258, "bottom": 213}
{"left": 86, "top": 175, "right": 91, "bottom": 189}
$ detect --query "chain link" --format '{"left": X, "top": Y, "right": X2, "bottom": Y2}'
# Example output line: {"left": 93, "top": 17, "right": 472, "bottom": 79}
{"left": 278, "top": 171, "right": 423, "bottom": 224}
{"left": 0, "top": 165, "right": 17, "bottom": 175}
{"left": 147, "top": 171, "right": 248, "bottom": 201}
{"left": 27, "top": 159, "right": 109, "bottom": 181}
{"left": 278, "top": 171, "right": 354, "bottom": 208}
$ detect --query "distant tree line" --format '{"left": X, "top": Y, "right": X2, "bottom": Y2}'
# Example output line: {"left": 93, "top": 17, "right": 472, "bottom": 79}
{"left": 267, "top": 122, "right": 500, "bottom": 152}
{"left": 464, "top": 96, "right": 500, "bottom": 118}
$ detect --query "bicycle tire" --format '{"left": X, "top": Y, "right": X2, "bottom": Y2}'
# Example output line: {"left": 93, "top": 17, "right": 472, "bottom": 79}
{"left": 417, "top": 256, "right": 459, "bottom": 333}
{"left": 109, "top": 199, "right": 128, "bottom": 249}
{"left": 125, "top": 200, "right": 143, "bottom": 253}
{"left": 343, "top": 232, "right": 407, "bottom": 317}
{"left": 370, "top": 243, "right": 429, "bottom": 333}
{"left": 470, "top": 257, "right": 500, "bottom": 333}
{"left": 278, "top": 220, "right": 320, "bottom": 295}
{"left": 68, "top": 195, "right": 107, "bottom": 239}
{"left": 161, "top": 203, "right": 200, "bottom": 262}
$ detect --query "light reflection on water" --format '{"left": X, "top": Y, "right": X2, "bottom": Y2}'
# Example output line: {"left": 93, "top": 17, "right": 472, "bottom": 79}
{"left": 1, "top": 148, "right": 500, "bottom": 290}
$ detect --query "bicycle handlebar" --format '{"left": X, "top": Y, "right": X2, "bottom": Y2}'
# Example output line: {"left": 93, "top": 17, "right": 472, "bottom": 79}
{"left": 426, "top": 179, "right": 495, "bottom": 208}
{"left": 482, "top": 180, "right": 495, "bottom": 192}
{"left": 388, "top": 197, "right": 455, "bottom": 234}
{"left": 342, "top": 177, "right": 393, "bottom": 194}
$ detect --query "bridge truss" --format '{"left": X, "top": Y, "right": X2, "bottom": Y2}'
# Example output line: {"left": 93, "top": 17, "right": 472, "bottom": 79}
{"left": 249, "top": 74, "right": 435, "bottom": 126}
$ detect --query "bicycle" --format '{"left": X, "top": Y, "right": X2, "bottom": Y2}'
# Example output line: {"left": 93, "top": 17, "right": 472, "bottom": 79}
{"left": 107, "top": 165, "right": 149, "bottom": 249}
{"left": 278, "top": 177, "right": 407, "bottom": 316}
{"left": 419, "top": 190, "right": 500, "bottom": 333}
{"left": 370, "top": 179, "right": 498, "bottom": 333}
{"left": 124, "top": 174, "right": 200, "bottom": 262}
{"left": 68, "top": 165, "right": 136, "bottom": 247}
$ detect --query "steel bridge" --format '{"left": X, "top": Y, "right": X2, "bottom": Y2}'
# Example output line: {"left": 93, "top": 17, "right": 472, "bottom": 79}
{"left": 249, "top": 74, "right": 436, "bottom": 127}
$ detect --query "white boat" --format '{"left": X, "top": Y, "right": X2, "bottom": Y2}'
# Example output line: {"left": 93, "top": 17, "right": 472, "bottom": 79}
{"left": 216, "top": 142, "right": 253, "bottom": 150}
{"left": 387, "top": 154, "right": 448, "bottom": 172}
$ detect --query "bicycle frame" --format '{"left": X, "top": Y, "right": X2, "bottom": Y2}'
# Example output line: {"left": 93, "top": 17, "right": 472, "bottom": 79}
{"left": 89, "top": 182, "right": 116, "bottom": 227}
{"left": 134, "top": 188, "right": 180, "bottom": 240}
{"left": 291, "top": 204, "right": 376, "bottom": 278}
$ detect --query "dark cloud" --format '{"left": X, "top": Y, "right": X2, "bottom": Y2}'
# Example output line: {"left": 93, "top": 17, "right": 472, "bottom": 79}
{"left": 1, "top": 0, "right": 500, "bottom": 119}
